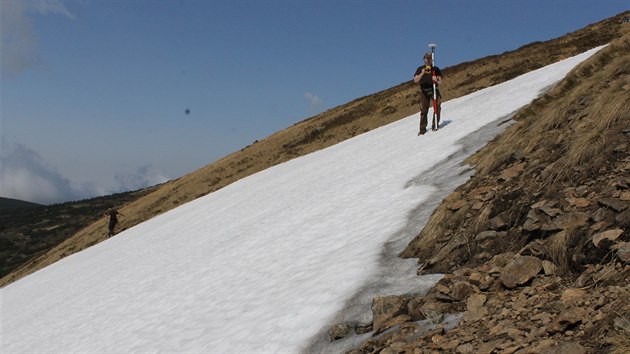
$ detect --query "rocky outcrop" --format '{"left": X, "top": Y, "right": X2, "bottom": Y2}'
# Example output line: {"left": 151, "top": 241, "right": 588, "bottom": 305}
{"left": 341, "top": 254, "right": 629, "bottom": 354}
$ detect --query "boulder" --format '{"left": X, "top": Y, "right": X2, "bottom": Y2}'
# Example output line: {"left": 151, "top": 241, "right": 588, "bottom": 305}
{"left": 548, "top": 307, "right": 586, "bottom": 333}
{"left": 529, "top": 339, "right": 557, "bottom": 353}
{"left": 566, "top": 197, "right": 592, "bottom": 208}
{"left": 542, "top": 260, "right": 558, "bottom": 276}
{"left": 374, "top": 315, "right": 411, "bottom": 336}
{"left": 499, "top": 162, "right": 526, "bottom": 181}
{"left": 407, "top": 296, "right": 426, "bottom": 321}
{"left": 598, "top": 197, "right": 628, "bottom": 212}
{"left": 463, "top": 293, "right": 487, "bottom": 322}
{"left": 613, "top": 242, "right": 630, "bottom": 262}
{"left": 419, "top": 298, "right": 453, "bottom": 324}
{"left": 542, "top": 221, "right": 564, "bottom": 232}
{"left": 451, "top": 281, "right": 475, "bottom": 301}
{"left": 468, "top": 272, "right": 482, "bottom": 285}
{"left": 330, "top": 323, "right": 353, "bottom": 341}
{"left": 371, "top": 295, "right": 410, "bottom": 334}
{"left": 591, "top": 228, "right": 624, "bottom": 247}
{"left": 476, "top": 230, "right": 506, "bottom": 249}
{"left": 553, "top": 342, "right": 586, "bottom": 354}
{"left": 560, "top": 288, "right": 586, "bottom": 306}
{"left": 540, "top": 205, "right": 562, "bottom": 217}
{"left": 500, "top": 256, "right": 543, "bottom": 289}
{"left": 456, "top": 343, "right": 475, "bottom": 353}
{"left": 469, "top": 186, "right": 495, "bottom": 201}
{"left": 529, "top": 206, "right": 543, "bottom": 218}
{"left": 489, "top": 216, "right": 508, "bottom": 230}
{"left": 523, "top": 218, "right": 541, "bottom": 231}
{"left": 448, "top": 200, "right": 467, "bottom": 211}
{"left": 553, "top": 212, "right": 590, "bottom": 229}
{"left": 615, "top": 209, "right": 630, "bottom": 227}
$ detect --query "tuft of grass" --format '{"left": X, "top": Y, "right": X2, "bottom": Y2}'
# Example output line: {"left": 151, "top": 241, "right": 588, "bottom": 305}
{"left": 610, "top": 316, "right": 630, "bottom": 354}
{"left": 544, "top": 229, "right": 573, "bottom": 273}
{"left": 474, "top": 205, "right": 492, "bottom": 233}
{"left": 400, "top": 204, "right": 451, "bottom": 258}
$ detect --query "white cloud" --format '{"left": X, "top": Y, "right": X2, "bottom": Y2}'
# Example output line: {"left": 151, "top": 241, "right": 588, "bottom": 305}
{"left": 304, "top": 92, "right": 324, "bottom": 113}
{"left": 0, "top": 140, "right": 86, "bottom": 204}
{"left": 0, "top": 1, "right": 39, "bottom": 79}
{"left": 0, "top": 140, "right": 170, "bottom": 204}
{"left": 0, "top": 0, "right": 74, "bottom": 79}
{"left": 114, "top": 165, "right": 169, "bottom": 193}
{"left": 33, "top": 0, "right": 76, "bottom": 19}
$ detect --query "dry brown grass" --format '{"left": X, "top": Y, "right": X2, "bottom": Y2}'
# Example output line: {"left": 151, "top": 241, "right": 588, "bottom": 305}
{"left": 611, "top": 316, "right": 630, "bottom": 354}
{"left": 400, "top": 203, "right": 451, "bottom": 260}
{"left": 544, "top": 229, "right": 574, "bottom": 273}
{"left": 2, "top": 11, "right": 628, "bottom": 287}
{"left": 469, "top": 26, "right": 630, "bottom": 183}
{"left": 545, "top": 35, "right": 630, "bottom": 185}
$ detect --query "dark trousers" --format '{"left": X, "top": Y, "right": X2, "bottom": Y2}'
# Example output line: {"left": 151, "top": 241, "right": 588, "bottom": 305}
{"left": 108, "top": 220, "right": 117, "bottom": 236}
{"left": 419, "top": 90, "right": 441, "bottom": 133}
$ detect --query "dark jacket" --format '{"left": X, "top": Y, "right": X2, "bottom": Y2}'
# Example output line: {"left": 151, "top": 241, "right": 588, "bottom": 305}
{"left": 415, "top": 65, "right": 442, "bottom": 97}
{"left": 414, "top": 65, "right": 442, "bottom": 89}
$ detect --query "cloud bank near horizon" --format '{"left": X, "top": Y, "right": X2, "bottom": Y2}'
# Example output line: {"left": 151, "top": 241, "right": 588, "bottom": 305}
{"left": 0, "top": 140, "right": 91, "bottom": 204}
{"left": 0, "top": 140, "right": 169, "bottom": 205}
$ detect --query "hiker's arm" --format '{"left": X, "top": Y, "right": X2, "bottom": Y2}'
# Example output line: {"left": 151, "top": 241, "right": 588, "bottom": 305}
{"left": 413, "top": 67, "right": 427, "bottom": 83}
{"left": 414, "top": 71, "right": 426, "bottom": 83}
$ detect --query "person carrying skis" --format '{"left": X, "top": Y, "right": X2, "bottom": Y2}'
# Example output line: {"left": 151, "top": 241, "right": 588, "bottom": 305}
{"left": 413, "top": 52, "right": 443, "bottom": 135}
{"left": 104, "top": 208, "right": 124, "bottom": 237}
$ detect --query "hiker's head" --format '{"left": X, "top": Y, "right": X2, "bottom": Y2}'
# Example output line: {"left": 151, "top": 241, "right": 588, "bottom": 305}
{"left": 423, "top": 53, "right": 432, "bottom": 62}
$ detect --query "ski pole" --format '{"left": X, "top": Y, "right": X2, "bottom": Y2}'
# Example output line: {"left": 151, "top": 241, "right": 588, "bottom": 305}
{"left": 429, "top": 43, "right": 438, "bottom": 131}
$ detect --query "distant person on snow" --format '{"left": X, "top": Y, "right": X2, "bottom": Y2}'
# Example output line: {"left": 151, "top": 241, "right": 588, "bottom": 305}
{"left": 104, "top": 208, "right": 124, "bottom": 237}
{"left": 413, "top": 52, "right": 443, "bottom": 135}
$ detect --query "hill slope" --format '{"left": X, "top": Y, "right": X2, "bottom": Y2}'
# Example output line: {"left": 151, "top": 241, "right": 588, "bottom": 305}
{"left": 0, "top": 188, "right": 157, "bottom": 279}
{"left": 1, "top": 11, "right": 627, "bottom": 289}
{"left": 1, "top": 36, "right": 612, "bottom": 354}
{"left": 0, "top": 197, "right": 41, "bottom": 211}
{"left": 347, "top": 19, "right": 630, "bottom": 354}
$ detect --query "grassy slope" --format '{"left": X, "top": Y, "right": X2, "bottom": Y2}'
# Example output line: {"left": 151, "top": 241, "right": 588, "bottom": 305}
{"left": 1, "top": 11, "right": 627, "bottom": 287}
{"left": 0, "top": 188, "right": 157, "bottom": 279}
{"left": 0, "top": 197, "right": 41, "bottom": 211}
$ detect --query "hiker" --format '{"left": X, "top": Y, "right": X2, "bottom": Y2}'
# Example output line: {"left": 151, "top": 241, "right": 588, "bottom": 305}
{"left": 413, "top": 52, "right": 443, "bottom": 135}
{"left": 104, "top": 208, "right": 124, "bottom": 237}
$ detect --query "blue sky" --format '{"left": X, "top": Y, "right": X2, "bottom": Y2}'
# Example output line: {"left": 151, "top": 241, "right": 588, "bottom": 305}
{"left": 1, "top": 0, "right": 627, "bottom": 204}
